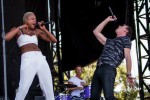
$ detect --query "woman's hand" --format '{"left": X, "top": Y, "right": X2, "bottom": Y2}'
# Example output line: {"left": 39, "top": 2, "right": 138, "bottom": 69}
{"left": 38, "top": 21, "right": 46, "bottom": 30}
{"left": 19, "top": 24, "right": 28, "bottom": 30}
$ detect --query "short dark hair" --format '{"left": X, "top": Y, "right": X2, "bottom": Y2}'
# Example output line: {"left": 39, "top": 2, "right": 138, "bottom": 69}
{"left": 126, "top": 26, "right": 133, "bottom": 39}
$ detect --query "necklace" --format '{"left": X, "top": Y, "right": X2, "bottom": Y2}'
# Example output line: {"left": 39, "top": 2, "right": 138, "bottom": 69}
{"left": 28, "top": 30, "right": 35, "bottom": 36}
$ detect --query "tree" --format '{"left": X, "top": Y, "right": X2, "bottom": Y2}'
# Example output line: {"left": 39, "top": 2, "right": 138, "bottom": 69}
{"left": 115, "top": 63, "right": 138, "bottom": 100}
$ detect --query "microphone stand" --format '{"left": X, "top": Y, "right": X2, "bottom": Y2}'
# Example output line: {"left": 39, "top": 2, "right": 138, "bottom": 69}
{"left": 1, "top": 0, "right": 8, "bottom": 100}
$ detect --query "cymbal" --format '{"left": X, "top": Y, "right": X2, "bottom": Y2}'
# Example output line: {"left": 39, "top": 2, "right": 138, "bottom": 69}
{"left": 57, "top": 84, "right": 77, "bottom": 88}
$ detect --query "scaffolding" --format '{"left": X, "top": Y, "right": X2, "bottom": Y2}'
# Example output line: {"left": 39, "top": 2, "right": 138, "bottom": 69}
{"left": 50, "top": 0, "right": 150, "bottom": 99}
{"left": 134, "top": 0, "right": 150, "bottom": 99}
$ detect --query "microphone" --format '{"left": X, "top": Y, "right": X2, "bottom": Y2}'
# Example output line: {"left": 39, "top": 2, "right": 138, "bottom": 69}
{"left": 35, "top": 21, "right": 51, "bottom": 28}
{"left": 109, "top": 6, "right": 117, "bottom": 21}
{"left": 41, "top": 21, "right": 51, "bottom": 25}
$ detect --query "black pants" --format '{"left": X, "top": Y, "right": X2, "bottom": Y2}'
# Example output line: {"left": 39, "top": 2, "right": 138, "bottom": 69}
{"left": 90, "top": 64, "right": 117, "bottom": 100}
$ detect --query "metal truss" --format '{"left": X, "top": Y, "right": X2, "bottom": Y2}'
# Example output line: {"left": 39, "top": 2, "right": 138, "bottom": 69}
{"left": 134, "top": 0, "right": 150, "bottom": 99}
{"left": 50, "top": 20, "right": 64, "bottom": 92}
{"left": 50, "top": 21, "right": 71, "bottom": 92}
{"left": 48, "top": 0, "right": 66, "bottom": 93}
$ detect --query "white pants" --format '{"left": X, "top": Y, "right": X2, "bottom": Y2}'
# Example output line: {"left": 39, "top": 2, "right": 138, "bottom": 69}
{"left": 15, "top": 51, "right": 54, "bottom": 100}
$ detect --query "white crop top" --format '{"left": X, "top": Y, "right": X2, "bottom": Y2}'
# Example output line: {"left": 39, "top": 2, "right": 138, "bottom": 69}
{"left": 17, "top": 34, "right": 38, "bottom": 47}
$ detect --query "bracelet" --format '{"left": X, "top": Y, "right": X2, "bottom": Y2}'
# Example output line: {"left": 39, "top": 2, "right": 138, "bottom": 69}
{"left": 127, "top": 73, "right": 131, "bottom": 77}
{"left": 19, "top": 26, "right": 22, "bottom": 30}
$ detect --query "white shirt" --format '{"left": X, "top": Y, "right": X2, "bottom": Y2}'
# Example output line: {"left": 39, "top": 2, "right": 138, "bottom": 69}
{"left": 68, "top": 76, "right": 86, "bottom": 97}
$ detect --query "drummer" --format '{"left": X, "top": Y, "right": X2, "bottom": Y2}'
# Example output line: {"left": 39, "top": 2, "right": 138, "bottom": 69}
{"left": 67, "top": 65, "right": 87, "bottom": 100}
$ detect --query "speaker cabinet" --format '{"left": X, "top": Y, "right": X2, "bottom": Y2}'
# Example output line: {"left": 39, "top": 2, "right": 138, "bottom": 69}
{"left": 34, "top": 96, "right": 45, "bottom": 100}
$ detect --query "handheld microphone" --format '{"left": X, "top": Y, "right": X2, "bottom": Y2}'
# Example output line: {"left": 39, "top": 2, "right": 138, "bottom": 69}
{"left": 41, "top": 21, "right": 51, "bottom": 25}
{"left": 35, "top": 21, "right": 51, "bottom": 28}
{"left": 109, "top": 6, "right": 117, "bottom": 22}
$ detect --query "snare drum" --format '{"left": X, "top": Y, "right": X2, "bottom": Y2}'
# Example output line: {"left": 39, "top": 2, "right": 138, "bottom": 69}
{"left": 55, "top": 93, "right": 71, "bottom": 100}
{"left": 84, "top": 85, "right": 91, "bottom": 99}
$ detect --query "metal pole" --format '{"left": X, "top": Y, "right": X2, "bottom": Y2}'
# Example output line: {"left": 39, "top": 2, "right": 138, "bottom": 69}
{"left": 1, "top": 0, "right": 8, "bottom": 100}
{"left": 47, "top": 0, "right": 56, "bottom": 90}
{"left": 47, "top": 0, "right": 51, "bottom": 31}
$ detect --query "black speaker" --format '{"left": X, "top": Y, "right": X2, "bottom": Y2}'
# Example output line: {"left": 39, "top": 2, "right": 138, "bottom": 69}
{"left": 34, "top": 96, "right": 45, "bottom": 100}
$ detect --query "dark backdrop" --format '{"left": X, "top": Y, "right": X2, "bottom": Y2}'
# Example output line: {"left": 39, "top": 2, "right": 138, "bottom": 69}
{"left": 0, "top": 0, "right": 53, "bottom": 99}
{"left": 0, "top": 0, "right": 135, "bottom": 99}
{"left": 61, "top": 0, "right": 135, "bottom": 71}
{"left": 0, "top": 0, "right": 25, "bottom": 99}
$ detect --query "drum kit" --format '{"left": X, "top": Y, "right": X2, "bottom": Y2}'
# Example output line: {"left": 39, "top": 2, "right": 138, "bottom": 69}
{"left": 84, "top": 85, "right": 91, "bottom": 99}
{"left": 55, "top": 84, "right": 91, "bottom": 100}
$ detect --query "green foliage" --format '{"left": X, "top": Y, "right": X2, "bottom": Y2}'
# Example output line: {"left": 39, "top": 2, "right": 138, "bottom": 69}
{"left": 81, "top": 64, "right": 96, "bottom": 85}
{"left": 56, "top": 62, "right": 139, "bottom": 99}
{"left": 81, "top": 62, "right": 139, "bottom": 99}
{"left": 115, "top": 63, "right": 139, "bottom": 100}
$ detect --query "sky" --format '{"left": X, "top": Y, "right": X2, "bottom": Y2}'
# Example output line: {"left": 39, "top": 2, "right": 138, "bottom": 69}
{"left": 131, "top": 40, "right": 138, "bottom": 77}
{"left": 129, "top": 39, "right": 149, "bottom": 78}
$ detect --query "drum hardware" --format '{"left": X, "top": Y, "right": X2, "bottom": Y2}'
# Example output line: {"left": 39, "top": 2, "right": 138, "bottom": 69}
{"left": 55, "top": 84, "right": 77, "bottom": 100}
{"left": 56, "top": 84, "right": 77, "bottom": 88}
{"left": 84, "top": 85, "right": 91, "bottom": 99}
{"left": 55, "top": 88, "right": 71, "bottom": 100}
